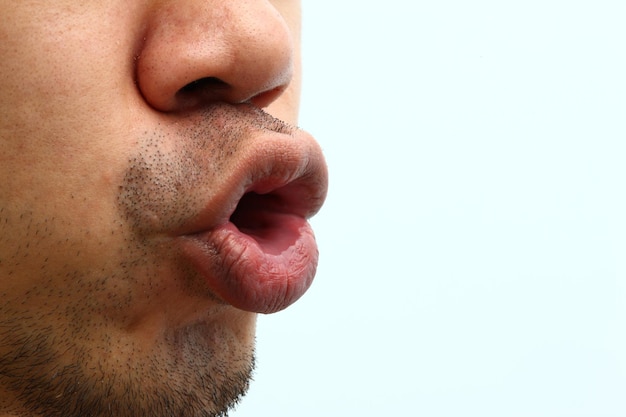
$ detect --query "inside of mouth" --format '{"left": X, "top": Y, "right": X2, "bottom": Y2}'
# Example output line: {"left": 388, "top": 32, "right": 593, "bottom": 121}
{"left": 230, "top": 192, "right": 300, "bottom": 255}
{"left": 230, "top": 192, "right": 275, "bottom": 233}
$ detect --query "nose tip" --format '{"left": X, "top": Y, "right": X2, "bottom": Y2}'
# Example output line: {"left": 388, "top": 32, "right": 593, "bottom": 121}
{"left": 136, "top": 1, "right": 294, "bottom": 112}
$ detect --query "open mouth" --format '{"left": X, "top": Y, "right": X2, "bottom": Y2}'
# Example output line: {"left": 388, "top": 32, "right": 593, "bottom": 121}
{"left": 181, "top": 184, "right": 319, "bottom": 313}
{"left": 229, "top": 189, "right": 305, "bottom": 256}
{"left": 172, "top": 104, "right": 328, "bottom": 313}
{"left": 177, "top": 178, "right": 322, "bottom": 314}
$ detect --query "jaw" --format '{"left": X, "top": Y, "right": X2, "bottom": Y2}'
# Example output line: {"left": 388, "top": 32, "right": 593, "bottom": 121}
{"left": 0, "top": 226, "right": 259, "bottom": 417}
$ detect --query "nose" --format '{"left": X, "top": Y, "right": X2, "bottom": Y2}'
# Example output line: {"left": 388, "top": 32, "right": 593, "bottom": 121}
{"left": 136, "top": 1, "right": 294, "bottom": 112}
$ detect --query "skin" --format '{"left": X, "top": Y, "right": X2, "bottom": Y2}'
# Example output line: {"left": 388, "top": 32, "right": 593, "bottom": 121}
{"left": 0, "top": 1, "right": 320, "bottom": 416}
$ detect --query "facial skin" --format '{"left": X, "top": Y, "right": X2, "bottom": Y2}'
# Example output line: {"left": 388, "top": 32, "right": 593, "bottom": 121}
{"left": 0, "top": 1, "right": 327, "bottom": 416}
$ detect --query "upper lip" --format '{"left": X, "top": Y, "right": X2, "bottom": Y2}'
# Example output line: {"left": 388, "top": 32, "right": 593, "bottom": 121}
{"left": 177, "top": 115, "right": 328, "bottom": 241}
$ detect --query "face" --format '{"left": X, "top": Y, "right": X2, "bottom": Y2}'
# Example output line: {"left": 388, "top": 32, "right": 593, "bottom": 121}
{"left": 0, "top": 1, "right": 327, "bottom": 416}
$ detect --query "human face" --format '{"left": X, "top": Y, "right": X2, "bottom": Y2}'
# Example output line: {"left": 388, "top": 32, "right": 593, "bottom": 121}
{"left": 0, "top": 1, "right": 327, "bottom": 416}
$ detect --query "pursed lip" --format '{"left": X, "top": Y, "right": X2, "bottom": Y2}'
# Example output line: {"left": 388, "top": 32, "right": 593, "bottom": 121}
{"left": 175, "top": 112, "right": 328, "bottom": 314}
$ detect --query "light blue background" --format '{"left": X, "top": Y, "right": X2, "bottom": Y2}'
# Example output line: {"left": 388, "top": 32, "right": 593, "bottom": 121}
{"left": 234, "top": 1, "right": 626, "bottom": 416}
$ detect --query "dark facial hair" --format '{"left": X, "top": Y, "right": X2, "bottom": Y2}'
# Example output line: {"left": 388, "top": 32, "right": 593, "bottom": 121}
{"left": 0, "top": 105, "right": 293, "bottom": 417}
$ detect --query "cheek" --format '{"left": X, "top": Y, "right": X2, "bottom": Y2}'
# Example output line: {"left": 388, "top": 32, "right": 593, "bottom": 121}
{"left": 0, "top": 4, "right": 143, "bottom": 219}
{"left": 0, "top": 2, "right": 140, "bottom": 158}
{"left": 0, "top": 7, "right": 146, "bottom": 300}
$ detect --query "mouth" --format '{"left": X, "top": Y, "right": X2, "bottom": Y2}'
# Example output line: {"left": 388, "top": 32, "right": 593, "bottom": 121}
{"left": 230, "top": 189, "right": 304, "bottom": 256}
{"left": 177, "top": 111, "right": 328, "bottom": 314}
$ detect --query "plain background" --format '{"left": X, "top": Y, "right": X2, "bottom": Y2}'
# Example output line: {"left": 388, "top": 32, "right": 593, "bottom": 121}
{"left": 233, "top": 1, "right": 626, "bottom": 416}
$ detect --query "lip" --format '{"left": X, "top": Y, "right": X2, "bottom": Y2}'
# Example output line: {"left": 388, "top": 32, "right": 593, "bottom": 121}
{"left": 177, "top": 121, "right": 328, "bottom": 314}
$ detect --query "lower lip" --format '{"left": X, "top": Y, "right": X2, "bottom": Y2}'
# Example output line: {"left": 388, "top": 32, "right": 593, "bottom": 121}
{"left": 179, "top": 217, "right": 319, "bottom": 314}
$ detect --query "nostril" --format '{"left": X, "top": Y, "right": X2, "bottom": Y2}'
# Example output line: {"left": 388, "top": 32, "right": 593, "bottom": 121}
{"left": 176, "top": 77, "right": 230, "bottom": 106}
{"left": 179, "top": 77, "right": 229, "bottom": 94}
{"left": 176, "top": 77, "right": 287, "bottom": 109}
